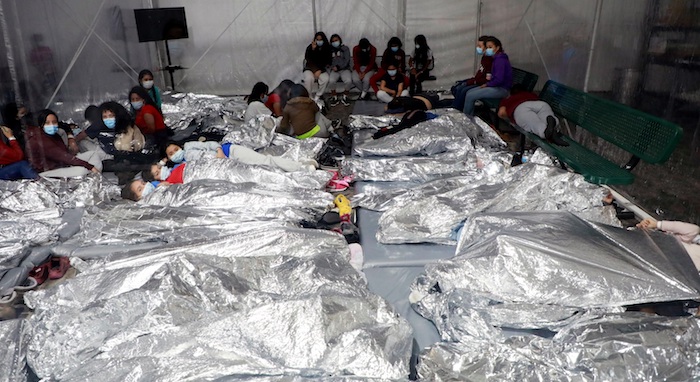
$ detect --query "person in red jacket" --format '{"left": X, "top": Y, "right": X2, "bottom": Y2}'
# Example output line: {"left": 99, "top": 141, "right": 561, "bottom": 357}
{"left": 497, "top": 84, "right": 568, "bottom": 146}
{"left": 121, "top": 163, "right": 186, "bottom": 201}
{"left": 129, "top": 86, "right": 168, "bottom": 150}
{"left": 0, "top": 125, "right": 38, "bottom": 180}
{"left": 24, "top": 109, "right": 100, "bottom": 177}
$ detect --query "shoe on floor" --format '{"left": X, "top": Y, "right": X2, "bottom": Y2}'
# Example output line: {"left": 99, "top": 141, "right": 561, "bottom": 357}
{"left": 330, "top": 119, "right": 342, "bottom": 132}
{"left": 340, "top": 95, "right": 350, "bottom": 106}
{"left": 329, "top": 96, "right": 339, "bottom": 107}
{"left": 359, "top": 91, "right": 367, "bottom": 100}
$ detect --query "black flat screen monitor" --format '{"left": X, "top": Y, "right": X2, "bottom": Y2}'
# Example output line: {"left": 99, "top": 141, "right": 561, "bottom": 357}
{"left": 134, "top": 7, "right": 188, "bottom": 43}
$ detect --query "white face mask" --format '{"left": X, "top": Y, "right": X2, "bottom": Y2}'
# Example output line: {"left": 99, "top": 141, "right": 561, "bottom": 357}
{"left": 159, "top": 166, "right": 171, "bottom": 180}
{"left": 141, "top": 182, "right": 156, "bottom": 198}
{"left": 142, "top": 80, "right": 154, "bottom": 89}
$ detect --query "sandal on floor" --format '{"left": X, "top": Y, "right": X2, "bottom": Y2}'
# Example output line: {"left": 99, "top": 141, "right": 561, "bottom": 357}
{"left": 29, "top": 262, "right": 51, "bottom": 285}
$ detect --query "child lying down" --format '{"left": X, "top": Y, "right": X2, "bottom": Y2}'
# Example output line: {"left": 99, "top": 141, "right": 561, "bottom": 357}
{"left": 164, "top": 141, "right": 317, "bottom": 173}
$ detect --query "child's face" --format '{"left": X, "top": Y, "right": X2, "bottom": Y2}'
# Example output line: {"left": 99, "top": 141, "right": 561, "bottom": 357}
{"left": 150, "top": 165, "right": 161, "bottom": 180}
{"left": 166, "top": 144, "right": 180, "bottom": 159}
{"left": 130, "top": 179, "right": 147, "bottom": 200}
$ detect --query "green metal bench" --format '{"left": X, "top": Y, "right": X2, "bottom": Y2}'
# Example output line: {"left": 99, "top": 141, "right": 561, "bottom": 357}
{"left": 517, "top": 80, "right": 683, "bottom": 185}
{"left": 482, "top": 67, "right": 539, "bottom": 109}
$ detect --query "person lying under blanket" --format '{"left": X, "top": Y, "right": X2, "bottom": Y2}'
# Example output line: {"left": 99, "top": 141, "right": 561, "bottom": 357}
{"left": 164, "top": 141, "right": 317, "bottom": 172}
{"left": 384, "top": 93, "right": 453, "bottom": 114}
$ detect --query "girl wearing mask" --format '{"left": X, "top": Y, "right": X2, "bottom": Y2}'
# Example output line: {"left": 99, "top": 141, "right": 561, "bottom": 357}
{"left": 244, "top": 82, "right": 272, "bottom": 122}
{"left": 452, "top": 35, "right": 493, "bottom": 110}
{"left": 99, "top": 101, "right": 145, "bottom": 154}
{"left": 352, "top": 38, "right": 378, "bottom": 100}
{"left": 370, "top": 37, "right": 409, "bottom": 94}
{"left": 376, "top": 62, "right": 409, "bottom": 103}
{"left": 327, "top": 34, "right": 352, "bottom": 107}
{"left": 129, "top": 86, "right": 168, "bottom": 149}
{"left": 408, "top": 35, "right": 433, "bottom": 95}
{"left": 24, "top": 109, "right": 101, "bottom": 177}
{"left": 462, "top": 36, "right": 513, "bottom": 116}
{"left": 138, "top": 69, "right": 162, "bottom": 112}
{"left": 279, "top": 84, "right": 337, "bottom": 138}
{"left": 302, "top": 32, "right": 332, "bottom": 102}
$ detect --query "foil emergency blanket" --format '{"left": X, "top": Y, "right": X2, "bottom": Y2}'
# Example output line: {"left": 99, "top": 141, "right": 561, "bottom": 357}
{"left": 0, "top": 181, "right": 63, "bottom": 250}
{"left": 40, "top": 173, "right": 120, "bottom": 208}
{"left": 183, "top": 158, "right": 332, "bottom": 190}
{"left": 162, "top": 92, "right": 247, "bottom": 136}
{"left": 0, "top": 319, "right": 28, "bottom": 382}
{"left": 142, "top": 179, "right": 333, "bottom": 223}
{"left": 418, "top": 313, "right": 700, "bottom": 381}
{"left": 377, "top": 163, "right": 619, "bottom": 244}
{"left": 341, "top": 152, "right": 472, "bottom": 183}
{"left": 25, "top": 225, "right": 412, "bottom": 381}
{"left": 411, "top": 212, "right": 700, "bottom": 336}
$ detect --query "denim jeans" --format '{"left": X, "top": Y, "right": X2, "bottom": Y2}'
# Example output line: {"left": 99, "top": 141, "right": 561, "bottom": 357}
{"left": 0, "top": 160, "right": 38, "bottom": 180}
{"left": 451, "top": 83, "right": 478, "bottom": 110}
{"left": 462, "top": 86, "right": 509, "bottom": 116}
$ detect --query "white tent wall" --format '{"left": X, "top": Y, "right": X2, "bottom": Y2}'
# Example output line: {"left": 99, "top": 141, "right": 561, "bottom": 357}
{"left": 0, "top": 0, "right": 656, "bottom": 104}
{"left": 479, "top": 0, "right": 650, "bottom": 92}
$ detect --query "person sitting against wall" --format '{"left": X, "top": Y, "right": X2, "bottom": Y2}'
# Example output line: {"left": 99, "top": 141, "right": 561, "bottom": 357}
{"left": 244, "top": 82, "right": 272, "bottom": 123}
{"left": 462, "top": 36, "right": 512, "bottom": 117}
{"left": 302, "top": 32, "right": 332, "bottom": 102}
{"left": 279, "top": 84, "right": 337, "bottom": 139}
{"left": 327, "top": 34, "right": 352, "bottom": 107}
{"left": 72, "top": 105, "right": 116, "bottom": 157}
{"left": 24, "top": 109, "right": 101, "bottom": 177}
{"left": 138, "top": 69, "right": 162, "bottom": 112}
{"left": 370, "top": 36, "right": 409, "bottom": 94}
{"left": 0, "top": 125, "right": 38, "bottom": 180}
{"left": 452, "top": 35, "right": 493, "bottom": 110}
{"left": 497, "top": 84, "right": 569, "bottom": 146}
{"left": 638, "top": 218, "right": 700, "bottom": 271}
{"left": 129, "top": 86, "right": 168, "bottom": 151}
{"left": 352, "top": 38, "right": 378, "bottom": 101}
{"left": 265, "top": 79, "right": 295, "bottom": 117}
{"left": 376, "top": 62, "right": 409, "bottom": 103}
{"left": 407, "top": 34, "right": 433, "bottom": 95}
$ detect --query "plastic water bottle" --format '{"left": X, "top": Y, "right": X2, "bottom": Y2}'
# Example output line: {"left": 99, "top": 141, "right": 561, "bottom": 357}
{"left": 521, "top": 151, "right": 530, "bottom": 163}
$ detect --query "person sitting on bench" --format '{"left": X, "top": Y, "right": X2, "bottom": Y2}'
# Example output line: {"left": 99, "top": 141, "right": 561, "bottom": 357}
{"left": 452, "top": 35, "right": 493, "bottom": 110}
{"left": 497, "top": 84, "right": 569, "bottom": 146}
{"left": 462, "top": 36, "right": 512, "bottom": 116}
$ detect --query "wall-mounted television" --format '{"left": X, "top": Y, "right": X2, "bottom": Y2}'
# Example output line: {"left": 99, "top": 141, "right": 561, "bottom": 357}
{"left": 134, "top": 7, "right": 188, "bottom": 43}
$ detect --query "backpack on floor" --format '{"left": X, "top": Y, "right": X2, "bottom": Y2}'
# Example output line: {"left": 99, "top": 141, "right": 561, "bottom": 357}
{"left": 373, "top": 109, "right": 429, "bottom": 139}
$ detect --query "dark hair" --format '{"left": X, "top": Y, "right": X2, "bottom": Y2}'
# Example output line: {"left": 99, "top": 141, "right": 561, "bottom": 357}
{"left": 478, "top": 35, "right": 490, "bottom": 43}
{"left": 289, "top": 84, "right": 310, "bottom": 99}
{"left": 359, "top": 38, "right": 370, "bottom": 50}
{"left": 129, "top": 86, "right": 158, "bottom": 109}
{"left": 330, "top": 34, "right": 342, "bottom": 45}
{"left": 485, "top": 36, "right": 503, "bottom": 51}
{"left": 247, "top": 82, "right": 269, "bottom": 104}
{"left": 314, "top": 31, "right": 329, "bottom": 46}
{"left": 414, "top": 35, "right": 429, "bottom": 50}
{"left": 138, "top": 69, "right": 154, "bottom": 83}
{"left": 84, "top": 105, "right": 101, "bottom": 125}
{"left": 141, "top": 168, "right": 156, "bottom": 182}
{"left": 387, "top": 36, "right": 403, "bottom": 49}
{"left": 386, "top": 59, "right": 399, "bottom": 69}
{"left": 98, "top": 101, "right": 132, "bottom": 134}
{"left": 387, "top": 98, "right": 405, "bottom": 111}
{"left": 271, "top": 79, "right": 295, "bottom": 107}
{"left": 36, "top": 109, "right": 57, "bottom": 128}
{"left": 121, "top": 180, "right": 140, "bottom": 201}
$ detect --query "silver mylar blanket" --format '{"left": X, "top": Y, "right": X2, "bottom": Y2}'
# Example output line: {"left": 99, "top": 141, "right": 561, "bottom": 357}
{"left": 376, "top": 163, "right": 619, "bottom": 245}
{"left": 418, "top": 313, "right": 700, "bottom": 381}
{"left": 411, "top": 211, "right": 700, "bottom": 338}
{"left": 24, "top": 224, "right": 412, "bottom": 381}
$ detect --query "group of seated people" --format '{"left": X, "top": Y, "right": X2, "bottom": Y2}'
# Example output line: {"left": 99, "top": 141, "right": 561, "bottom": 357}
{"left": 300, "top": 32, "right": 434, "bottom": 105}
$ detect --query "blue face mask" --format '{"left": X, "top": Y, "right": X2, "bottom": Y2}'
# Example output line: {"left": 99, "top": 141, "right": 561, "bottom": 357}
{"left": 141, "top": 182, "right": 155, "bottom": 198}
{"left": 316, "top": 40, "right": 324, "bottom": 47}
{"left": 391, "top": 46, "right": 399, "bottom": 52}
{"left": 43, "top": 124, "right": 59, "bottom": 135}
{"left": 485, "top": 47, "right": 495, "bottom": 56}
{"left": 159, "top": 166, "right": 171, "bottom": 180}
{"left": 170, "top": 148, "right": 186, "bottom": 164}
{"left": 387, "top": 69, "right": 397, "bottom": 76}
{"left": 476, "top": 46, "right": 483, "bottom": 55}
{"left": 131, "top": 101, "right": 144, "bottom": 110}
{"left": 331, "top": 41, "right": 340, "bottom": 48}
{"left": 262, "top": 95, "right": 269, "bottom": 103}
{"left": 103, "top": 118, "right": 116, "bottom": 129}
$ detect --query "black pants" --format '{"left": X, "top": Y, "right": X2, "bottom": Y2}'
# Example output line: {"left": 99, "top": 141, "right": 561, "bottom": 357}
{"left": 410, "top": 70, "right": 430, "bottom": 95}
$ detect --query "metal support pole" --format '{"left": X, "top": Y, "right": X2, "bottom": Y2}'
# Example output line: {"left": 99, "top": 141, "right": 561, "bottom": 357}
{"left": 474, "top": 0, "right": 482, "bottom": 71}
{"left": 0, "top": 1, "right": 22, "bottom": 106}
{"left": 397, "top": 0, "right": 407, "bottom": 42}
{"left": 583, "top": 0, "right": 604, "bottom": 93}
{"left": 311, "top": 0, "right": 318, "bottom": 33}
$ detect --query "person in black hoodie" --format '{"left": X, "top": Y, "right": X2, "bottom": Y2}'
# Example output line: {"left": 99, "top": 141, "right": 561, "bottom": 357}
{"left": 302, "top": 32, "right": 332, "bottom": 102}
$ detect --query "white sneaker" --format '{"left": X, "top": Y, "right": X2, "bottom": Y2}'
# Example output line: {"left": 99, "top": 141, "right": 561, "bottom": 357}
{"left": 360, "top": 91, "right": 367, "bottom": 99}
